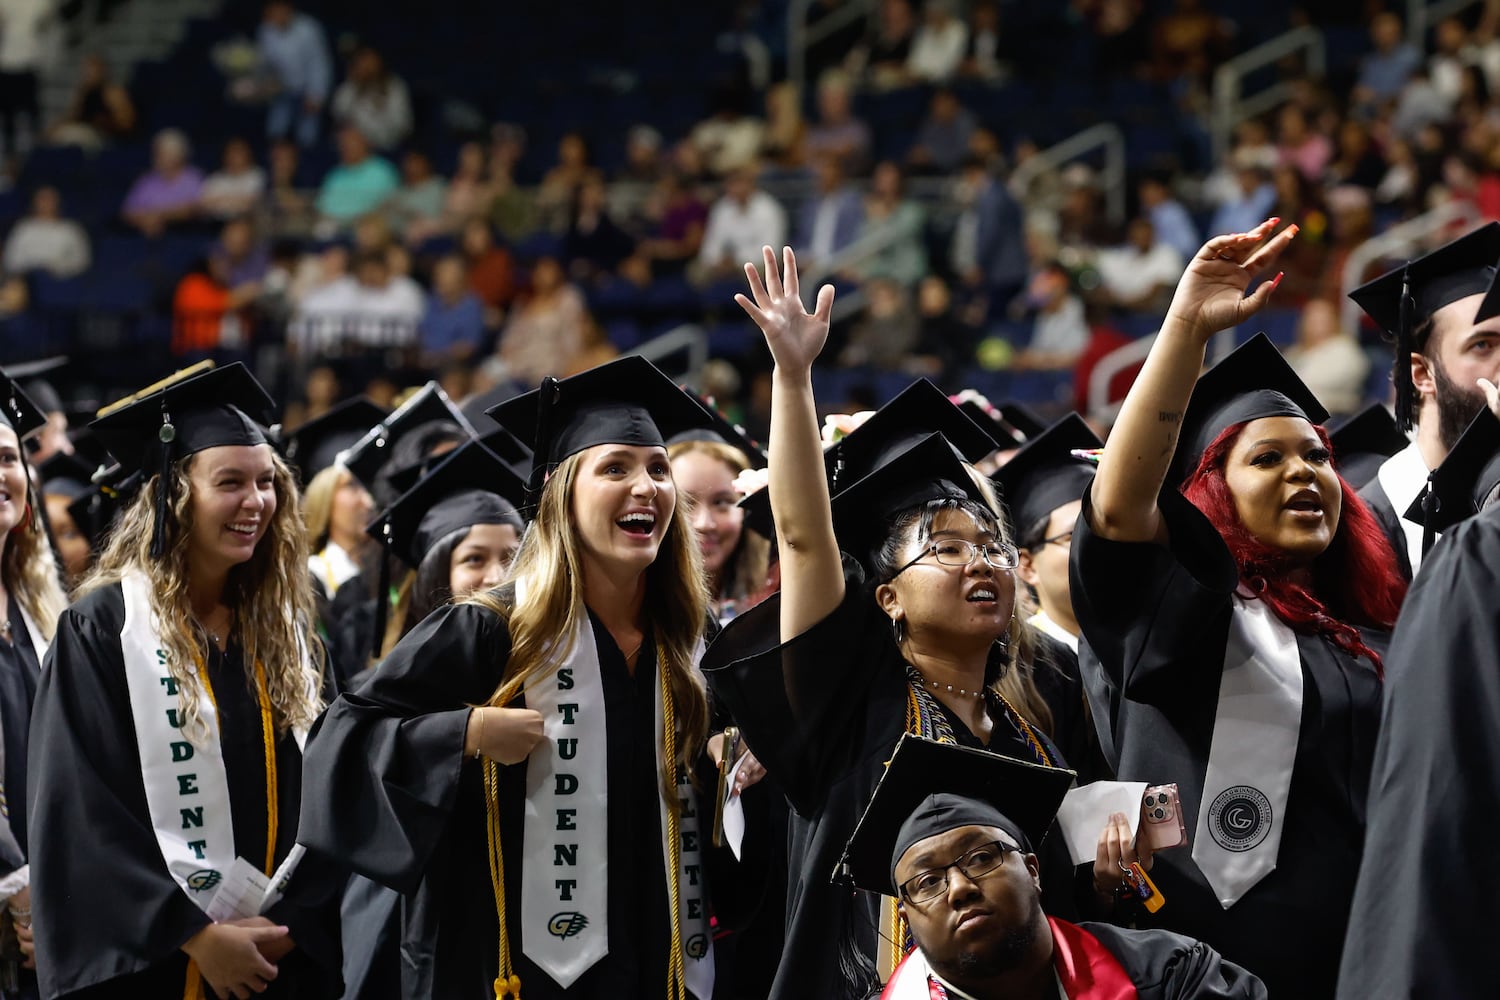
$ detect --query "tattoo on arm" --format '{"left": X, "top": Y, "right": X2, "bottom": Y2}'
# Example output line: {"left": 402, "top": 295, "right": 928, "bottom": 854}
{"left": 1158, "top": 411, "right": 1182, "bottom": 425}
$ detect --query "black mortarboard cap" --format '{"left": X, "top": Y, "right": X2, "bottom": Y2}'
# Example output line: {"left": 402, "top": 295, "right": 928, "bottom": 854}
{"left": 342, "top": 382, "right": 475, "bottom": 491}
{"left": 486, "top": 356, "right": 718, "bottom": 496}
{"left": 1328, "top": 404, "right": 1409, "bottom": 489}
{"left": 668, "top": 398, "right": 768, "bottom": 469}
{"left": 283, "top": 397, "right": 390, "bottom": 483}
{"left": 90, "top": 363, "right": 276, "bottom": 559}
{"left": 998, "top": 403, "right": 1047, "bottom": 442}
{"left": 1405, "top": 410, "right": 1500, "bottom": 541}
{"left": 66, "top": 464, "right": 140, "bottom": 552}
{"left": 367, "top": 437, "right": 527, "bottom": 569}
{"left": 457, "top": 381, "right": 524, "bottom": 435}
{"left": 991, "top": 413, "right": 1102, "bottom": 536}
{"left": 957, "top": 399, "right": 1026, "bottom": 448}
{"left": 1169, "top": 333, "right": 1330, "bottom": 489}
{"left": 386, "top": 427, "right": 532, "bottom": 497}
{"left": 1349, "top": 222, "right": 1500, "bottom": 432}
{"left": 7, "top": 356, "right": 66, "bottom": 416}
{"left": 38, "top": 452, "right": 97, "bottom": 501}
{"left": 0, "top": 368, "right": 49, "bottom": 440}
{"left": 836, "top": 734, "right": 1076, "bottom": 896}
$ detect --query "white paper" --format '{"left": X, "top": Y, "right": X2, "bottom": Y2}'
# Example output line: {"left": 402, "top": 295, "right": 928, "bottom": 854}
{"left": 1055, "top": 781, "right": 1148, "bottom": 866}
{"left": 203, "top": 846, "right": 307, "bottom": 921}
{"left": 721, "top": 753, "right": 750, "bottom": 861}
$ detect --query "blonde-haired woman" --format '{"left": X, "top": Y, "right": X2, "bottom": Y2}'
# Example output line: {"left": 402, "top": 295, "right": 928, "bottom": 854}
{"left": 668, "top": 434, "right": 773, "bottom": 623}
{"left": 28, "top": 365, "right": 340, "bottom": 999}
{"left": 300, "top": 356, "right": 751, "bottom": 999}
{"left": 0, "top": 374, "right": 68, "bottom": 991}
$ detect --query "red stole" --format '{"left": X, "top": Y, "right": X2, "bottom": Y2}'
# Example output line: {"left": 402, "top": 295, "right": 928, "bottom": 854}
{"left": 880, "top": 917, "right": 1138, "bottom": 1000}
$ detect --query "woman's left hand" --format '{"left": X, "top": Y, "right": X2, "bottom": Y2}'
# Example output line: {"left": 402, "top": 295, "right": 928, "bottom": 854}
{"left": 1092, "top": 811, "right": 1154, "bottom": 899}
{"left": 731, "top": 750, "right": 767, "bottom": 796}
{"left": 1164, "top": 219, "right": 1298, "bottom": 342}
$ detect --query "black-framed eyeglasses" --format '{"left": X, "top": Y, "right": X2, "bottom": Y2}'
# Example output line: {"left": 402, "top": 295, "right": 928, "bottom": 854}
{"left": 1041, "top": 530, "right": 1074, "bottom": 548}
{"left": 899, "top": 840, "right": 1020, "bottom": 905}
{"left": 890, "top": 538, "right": 1020, "bottom": 579}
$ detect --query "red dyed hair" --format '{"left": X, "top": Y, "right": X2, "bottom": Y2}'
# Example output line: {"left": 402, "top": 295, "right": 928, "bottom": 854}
{"left": 1181, "top": 420, "right": 1406, "bottom": 673}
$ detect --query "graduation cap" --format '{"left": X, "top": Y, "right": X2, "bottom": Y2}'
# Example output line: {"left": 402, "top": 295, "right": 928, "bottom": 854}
{"left": 282, "top": 397, "right": 390, "bottom": 483}
{"left": 0, "top": 367, "right": 49, "bottom": 441}
{"left": 1328, "top": 404, "right": 1409, "bottom": 489}
{"left": 1168, "top": 333, "right": 1330, "bottom": 489}
{"left": 836, "top": 733, "right": 1076, "bottom": 896}
{"left": 486, "top": 356, "right": 718, "bottom": 501}
{"left": 457, "top": 381, "right": 524, "bottom": 435}
{"left": 6, "top": 355, "right": 67, "bottom": 417}
{"left": 342, "top": 382, "right": 475, "bottom": 491}
{"left": 1405, "top": 410, "right": 1500, "bottom": 548}
{"left": 37, "top": 452, "right": 97, "bottom": 501}
{"left": 386, "top": 426, "right": 533, "bottom": 497}
{"left": 89, "top": 363, "right": 277, "bottom": 559}
{"left": 991, "top": 413, "right": 1102, "bottom": 538}
{"left": 668, "top": 399, "right": 768, "bottom": 469}
{"left": 67, "top": 464, "right": 141, "bottom": 553}
{"left": 1349, "top": 222, "right": 1500, "bottom": 433}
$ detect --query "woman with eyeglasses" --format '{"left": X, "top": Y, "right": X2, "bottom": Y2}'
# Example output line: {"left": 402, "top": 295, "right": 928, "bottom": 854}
{"left": 703, "top": 248, "right": 1074, "bottom": 1000}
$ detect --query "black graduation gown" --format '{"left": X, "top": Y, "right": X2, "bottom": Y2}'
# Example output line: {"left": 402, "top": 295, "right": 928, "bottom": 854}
{"left": 1030, "top": 630, "right": 1112, "bottom": 785}
{"left": 298, "top": 596, "right": 736, "bottom": 1000}
{"left": 1069, "top": 489, "right": 1385, "bottom": 999}
{"left": 1076, "top": 922, "right": 1267, "bottom": 1000}
{"left": 1356, "top": 478, "right": 1414, "bottom": 581}
{"left": 1335, "top": 505, "right": 1500, "bottom": 999}
{"left": 702, "top": 561, "right": 1072, "bottom": 1000}
{"left": 27, "top": 583, "right": 343, "bottom": 999}
{"left": 0, "top": 602, "right": 43, "bottom": 1000}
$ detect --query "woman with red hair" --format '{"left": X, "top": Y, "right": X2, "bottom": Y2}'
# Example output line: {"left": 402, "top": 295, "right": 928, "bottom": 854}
{"left": 1069, "top": 219, "right": 1405, "bottom": 999}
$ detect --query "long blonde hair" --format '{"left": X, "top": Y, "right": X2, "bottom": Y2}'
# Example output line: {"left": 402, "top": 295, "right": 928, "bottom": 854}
{"left": 300, "top": 464, "right": 344, "bottom": 552}
{"left": 667, "top": 438, "right": 771, "bottom": 606}
{"left": 7, "top": 476, "right": 67, "bottom": 641}
{"left": 466, "top": 449, "right": 711, "bottom": 794}
{"left": 79, "top": 446, "right": 325, "bottom": 744}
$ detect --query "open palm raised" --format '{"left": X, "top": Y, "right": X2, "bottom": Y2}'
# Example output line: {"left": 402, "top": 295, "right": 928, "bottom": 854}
{"left": 735, "top": 246, "right": 836, "bottom": 373}
{"left": 1165, "top": 218, "right": 1298, "bottom": 342}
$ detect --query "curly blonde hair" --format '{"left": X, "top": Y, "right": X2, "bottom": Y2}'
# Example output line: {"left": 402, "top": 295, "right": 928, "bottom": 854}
{"left": 466, "top": 449, "right": 711, "bottom": 798}
{"left": 80, "top": 446, "right": 325, "bottom": 744}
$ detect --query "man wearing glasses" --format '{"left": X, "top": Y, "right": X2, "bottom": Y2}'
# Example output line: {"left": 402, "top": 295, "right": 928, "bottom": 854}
{"left": 840, "top": 736, "right": 1265, "bottom": 1000}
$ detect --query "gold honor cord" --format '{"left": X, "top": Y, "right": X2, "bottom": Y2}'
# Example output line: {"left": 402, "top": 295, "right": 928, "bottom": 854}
{"left": 484, "top": 757, "right": 522, "bottom": 999}
{"left": 181, "top": 651, "right": 280, "bottom": 1000}
{"left": 660, "top": 661, "right": 686, "bottom": 1000}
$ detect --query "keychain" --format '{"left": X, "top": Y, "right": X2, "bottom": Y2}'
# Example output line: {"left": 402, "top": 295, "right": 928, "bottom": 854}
{"left": 1121, "top": 860, "right": 1166, "bottom": 913}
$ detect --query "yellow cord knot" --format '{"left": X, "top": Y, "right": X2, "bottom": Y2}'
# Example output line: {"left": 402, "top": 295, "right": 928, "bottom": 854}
{"left": 494, "top": 973, "right": 522, "bottom": 999}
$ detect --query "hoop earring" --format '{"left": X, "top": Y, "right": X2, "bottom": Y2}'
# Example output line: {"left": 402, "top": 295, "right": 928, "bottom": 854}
{"left": 890, "top": 616, "right": 905, "bottom": 644}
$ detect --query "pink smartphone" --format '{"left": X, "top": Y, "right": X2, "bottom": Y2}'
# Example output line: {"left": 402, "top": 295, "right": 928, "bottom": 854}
{"left": 1140, "top": 784, "right": 1188, "bottom": 851}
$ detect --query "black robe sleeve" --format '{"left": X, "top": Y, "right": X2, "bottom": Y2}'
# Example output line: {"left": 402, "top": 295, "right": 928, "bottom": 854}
{"left": 1334, "top": 508, "right": 1500, "bottom": 1000}
{"left": 297, "top": 601, "right": 509, "bottom": 894}
{"left": 28, "top": 590, "right": 214, "bottom": 997}
{"left": 1355, "top": 478, "right": 1413, "bottom": 582}
{"left": 1082, "top": 922, "right": 1268, "bottom": 1000}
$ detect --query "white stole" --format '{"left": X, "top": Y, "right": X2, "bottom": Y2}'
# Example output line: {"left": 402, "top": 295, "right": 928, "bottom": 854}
{"left": 1191, "top": 591, "right": 1302, "bottom": 908}
{"left": 518, "top": 578, "right": 714, "bottom": 996}
{"left": 119, "top": 573, "right": 309, "bottom": 913}
{"left": 1027, "top": 610, "right": 1079, "bottom": 653}
{"left": 1377, "top": 441, "right": 1431, "bottom": 575}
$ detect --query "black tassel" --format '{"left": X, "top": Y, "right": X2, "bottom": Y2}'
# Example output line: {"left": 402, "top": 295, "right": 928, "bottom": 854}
{"left": 370, "top": 528, "right": 393, "bottom": 659}
{"left": 1420, "top": 476, "right": 1439, "bottom": 556}
{"left": 524, "top": 377, "right": 561, "bottom": 515}
{"left": 1395, "top": 266, "right": 1415, "bottom": 433}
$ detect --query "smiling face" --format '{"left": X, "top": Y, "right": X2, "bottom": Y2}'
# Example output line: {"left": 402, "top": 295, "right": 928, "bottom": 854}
{"left": 570, "top": 444, "right": 676, "bottom": 579}
{"left": 671, "top": 448, "right": 744, "bottom": 583}
{"left": 185, "top": 444, "right": 278, "bottom": 576}
{"left": 877, "top": 507, "right": 1016, "bottom": 646}
{"left": 896, "top": 824, "right": 1044, "bottom": 982}
{"left": 1222, "top": 416, "right": 1342, "bottom": 562}
{"left": 448, "top": 521, "right": 521, "bottom": 596}
{"left": 0, "top": 426, "right": 24, "bottom": 536}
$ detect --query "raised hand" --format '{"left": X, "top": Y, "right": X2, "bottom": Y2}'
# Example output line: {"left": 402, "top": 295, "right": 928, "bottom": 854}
{"left": 735, "top": 245, "right": 836, "bottom": 375}
{"left": 1165, "top": 219, "right": 1298, "bottom": 342}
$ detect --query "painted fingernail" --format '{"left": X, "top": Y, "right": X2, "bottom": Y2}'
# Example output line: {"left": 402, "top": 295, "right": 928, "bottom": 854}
{"left": 1268, "top": 217, "right": 1281, "bottom": 226}
{"left": 1271, "top": 271, "right": 1284, "bottom": 289}
{"left": 1287, "top": 224, "right": 1300, "bottom": 237}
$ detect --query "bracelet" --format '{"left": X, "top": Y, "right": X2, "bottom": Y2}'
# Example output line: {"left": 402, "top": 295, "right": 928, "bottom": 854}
{"left": 473, "top": 708, "right": 485, "bottom": 760}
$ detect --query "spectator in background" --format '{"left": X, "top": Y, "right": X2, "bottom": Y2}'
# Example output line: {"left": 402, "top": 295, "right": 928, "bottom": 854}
{"left": 854, "top": 160, "right": 927, "bottom": 287}
{"left": 386, "top": 149, "right": 446, "bottom": 242}
{"left": 495, "top": 255, "right": 587, "bottom": 385}
{"left": 460, "top": 217, "right": 515, "bottom": 324}
{"left": 613, "top": 123, "right": 668, "bottom": 221}
{"left": 210, "top": 215, "right": 269, "bottom": 288}
{"left": 1285, "top": 298, "right": 1370, "bottom": 417}
{"left": 803, "top": 71, "right": 871, "bottom": 175}
{"left": 535, "top": 131, "right": 593, "bottom": 233}
{"left": 1015, "top": 260, "right": 1090, "bottom": 371}
{"left": 297, "top": 248, "right": 423, "bottom": 351}
{"left": 1392, "top": 67, "right": 1453, "bottom": 141}
{"left": 909, "top": 88, "right": 977, "bottom": 176}
{"left": 694, "top": 165, "right": 787, "bottom": 284}
{"left": 429, "top": 140, "right": 493, "bottom": 240}
{"left": 950, "top": 155, "right": 1027, "bottom": 315}
{"left": 622, "top": 170, "right": 707, "bottom": 282}
{"left": 1355, "top": 10, "right": 1421, "bottom": 109}
{"left": 1149, "top": 0, "right": 1229, "bottom": 86}
{"left": 266, "top": 137, "right": 315, "bottom": 237}
{"left": 199, "top": 136, "right": 267, "bottom": 221}
{"left": 1093, "top": 216, "right": 1183, "bottom": 314}
{"left": 315, "top": 125, "right": 399, "bottom": 232}
{"left": 1429, "top": 17, "right": 1469, "bottom": 104}
{"left": 959, "top": 0, "right": 1009, "bottom": 82}
{"left": 1326, "top": 118, "right": 1386, "bottom": 189}
{"left": 331, "top": 46, "right": 413, "bottom": 152}
{"left": 1209, "top": 153, "right": 1276, "bottom": 236}
{"left": 796, "top": 154, "right": 862, "bottom": 271}
{"left": 914, "top": 273, "right": 977, "bottom": 377}
{"left": 3, "top": 185, "right": 90, "bottom": 278}
{"left": 1201, "top": 118, "right": 1277, "bottom": 207}
{"left": 1137, "top": 172, "right": 1198, "bottom": 261}
{"left": 121, "top": 128, "right": 205, "bottom": 238}
{"left": 0, "top": 0, "right": 48, "bottom": 160}
{"left": 487, "top": 132, "right": 538, "bottom": 245}
{"left": 761, "top": 82, "right": 807, "bottom": 169}
{"left": 690, "top": 83, "right": 766, "bottom": 178}
{"left": 562, "top": 172, "right": 635, "bottom": 283}
{"left": 840, "top": 277, "right": 919, "bottom": 369}
{"left": 1276, "top": 103, "right": 1333, "bottom": 183}
{"left": 172, "top": 253, "right": 260, "bottom": 356}
{"left": 859, "top": 0, "right": 917, "bottom": 89}
{"left": 258, "top": 0, "right": 332, "bottom": 147}
{"left": 420, "top": 252, "right": 486, "bottom": 364}
{"left": 46, "top": 52, "right": 136, "bottom": 150}
{"left": 907, "top": 0, "right": 968, "bottom": 83}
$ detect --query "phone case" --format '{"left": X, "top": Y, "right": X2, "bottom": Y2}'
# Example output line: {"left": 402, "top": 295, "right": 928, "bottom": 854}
{"left": 1141, "top": 783, "right": 1188, "bottom": 850}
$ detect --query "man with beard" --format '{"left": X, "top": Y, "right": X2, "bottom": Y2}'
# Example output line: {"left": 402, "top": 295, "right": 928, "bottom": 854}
{"left": 840, "top": 736, "right": 1266, "bottom": 1000}
{"left": 1349, "top": 222, "right": 1500, "bottom": 578}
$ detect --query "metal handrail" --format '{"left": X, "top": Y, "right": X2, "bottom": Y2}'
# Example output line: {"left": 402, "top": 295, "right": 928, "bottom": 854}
{"left": 628, "top": 323, "right": 709, "bottom": 382}
{"left": 1407, "top": 0, "right": 1486, "bottom": 48}
{"left": 1008, "top": 123, "right": 1127, "bottom": 226}
{"left": 1211, "top": 26, "right": 1326, "bottom": 164}
{"left": 1339, "top": 201, "right": 1482, "bottom": 336}
{"left": 788, "top": 0, "right": 877, "bottom": 96}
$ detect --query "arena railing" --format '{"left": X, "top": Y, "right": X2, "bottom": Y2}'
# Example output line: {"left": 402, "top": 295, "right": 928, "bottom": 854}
{"left": 1007, "top": 123, "right": 1126, "bottom": 228}
{"left": 788, "top": 0, "right": 878, "bottom": 96}
{"left": 1407, "top": 0, "right": 1487, "bottom": 48}
{"left": 1210, "top": 26, "right": 1326, "bottom": 165}
{"left": 1339, "top": 200, "right": 1481, "bottom": 338}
